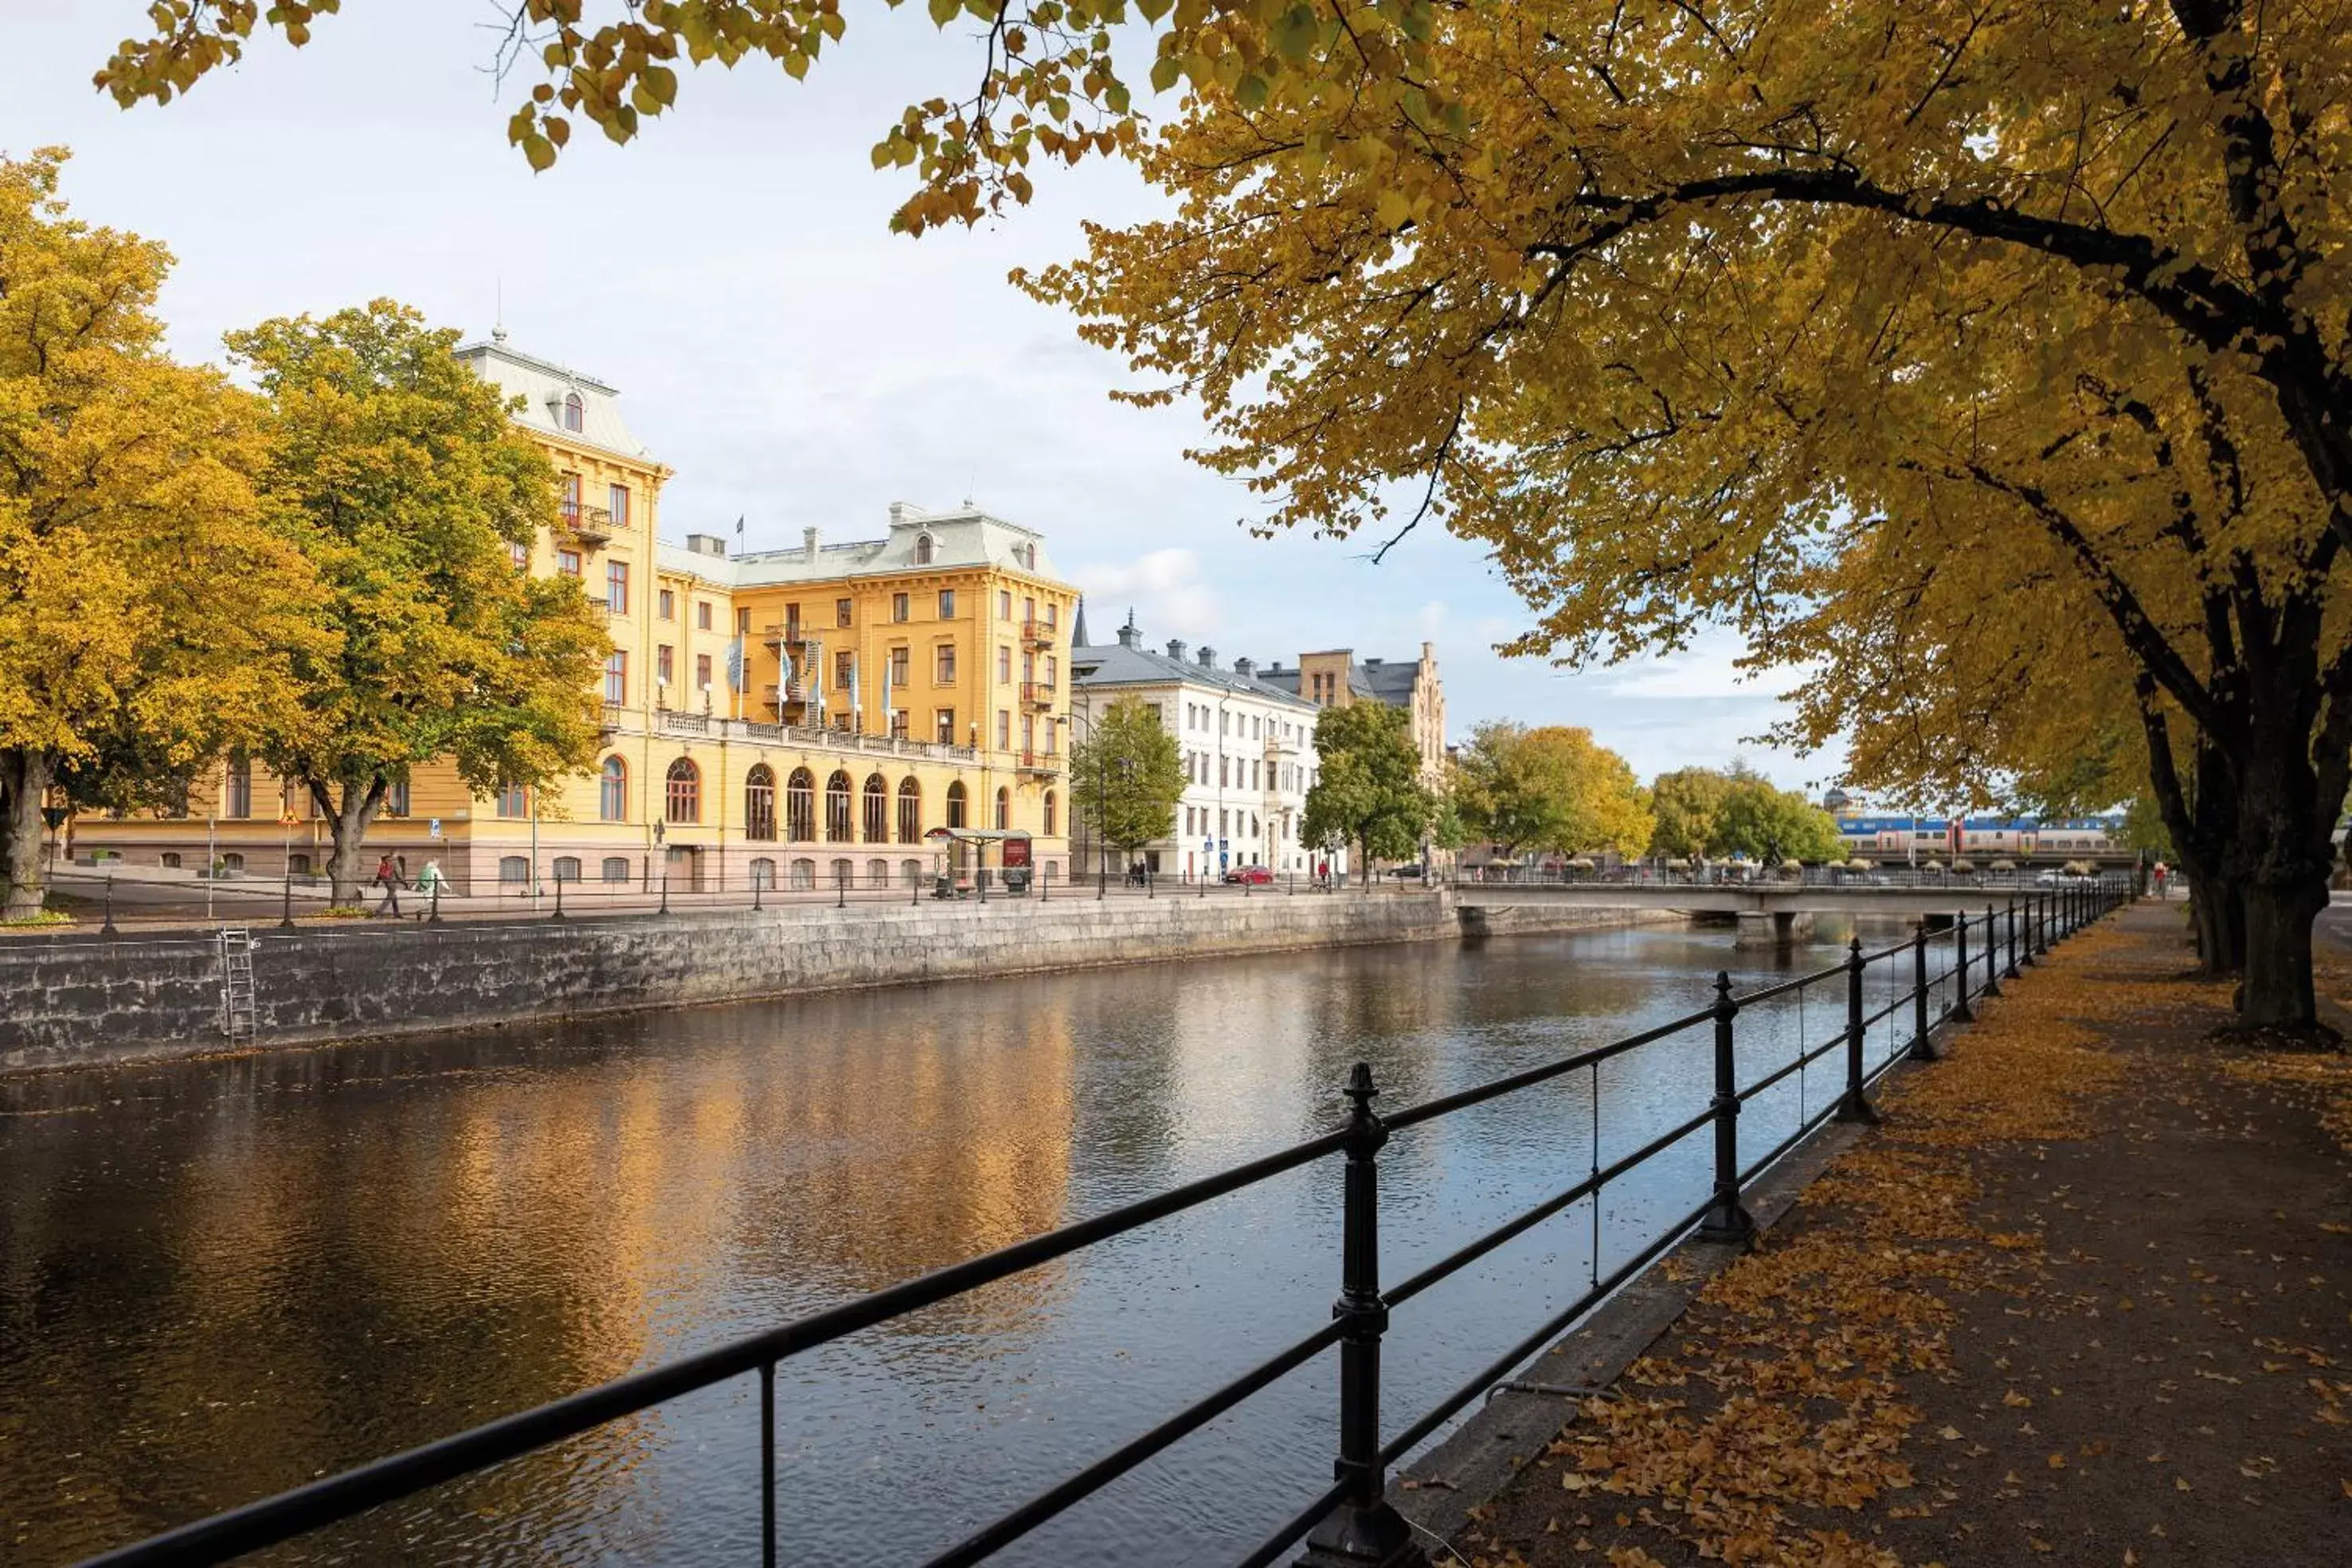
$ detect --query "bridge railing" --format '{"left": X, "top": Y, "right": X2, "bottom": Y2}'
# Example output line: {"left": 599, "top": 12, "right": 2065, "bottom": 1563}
{"left": 74, "top": 878, "right": 2132, "bottom": 1568}
{"left": 1450, "top": 862, "right": 2125, "bottom": 892}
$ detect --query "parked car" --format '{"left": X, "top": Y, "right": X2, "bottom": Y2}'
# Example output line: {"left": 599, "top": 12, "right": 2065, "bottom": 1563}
{"left": 1223, "top": 865, "right": 1276, "bottom": 886}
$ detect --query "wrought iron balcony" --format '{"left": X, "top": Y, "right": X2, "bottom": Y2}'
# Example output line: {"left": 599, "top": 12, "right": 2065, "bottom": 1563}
{"left": 1019, "top": 618, "right": 1055, "bottom": 650}
{"left": 1019, "top": 680, "right": 1055, "bottom": 712}
{"left": 558, "top": 503, "right": 614, "bottom": 548}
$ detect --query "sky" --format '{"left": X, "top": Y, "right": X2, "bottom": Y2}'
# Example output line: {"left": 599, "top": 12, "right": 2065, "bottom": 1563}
{"left": 4, "top": 0, "right": 1845, "bottom": 794}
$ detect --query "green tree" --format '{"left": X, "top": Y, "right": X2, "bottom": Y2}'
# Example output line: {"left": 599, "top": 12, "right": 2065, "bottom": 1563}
{"left": 1301, "top": 702, "right": 1434, "bottom": 881}
{"left": 1646, "top": 768, "right": 1750, "bottom": 862}
{"left": 0, "top": 150, "right": 317, "bottom": 919}
{"left": 1454, "top": 721, "right": 1650, "bottom": 859}
{"left": 1708, "top": 780, "right": 1845, "bottom": 866}
{"left": 228, "top": 301, "right": 610, "bottom": 905}
{"left": 1068, "top": 694, "right": 1184, "bottom": 872}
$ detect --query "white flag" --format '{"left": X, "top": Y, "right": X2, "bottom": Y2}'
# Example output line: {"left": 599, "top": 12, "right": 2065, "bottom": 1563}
{"left": 851, "top": 651, "right": 863, "bottom": 727}
{"left": 880, "top": 650, "right": 894, "bottom": 733}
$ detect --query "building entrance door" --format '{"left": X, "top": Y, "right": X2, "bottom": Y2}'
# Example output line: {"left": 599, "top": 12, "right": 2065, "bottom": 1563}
{"left": 663, "top": 845, "right": 702, "bottom": 892}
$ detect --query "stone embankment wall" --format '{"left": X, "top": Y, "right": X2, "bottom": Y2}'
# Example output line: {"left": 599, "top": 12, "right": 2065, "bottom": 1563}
{"left": 0, "top": 893, "right": 1669, "bottom": 1073}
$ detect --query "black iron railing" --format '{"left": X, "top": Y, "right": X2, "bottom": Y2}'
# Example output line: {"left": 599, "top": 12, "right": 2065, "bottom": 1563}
{"left": 75, "top": 879, "right": 2130, "bottom": 1568}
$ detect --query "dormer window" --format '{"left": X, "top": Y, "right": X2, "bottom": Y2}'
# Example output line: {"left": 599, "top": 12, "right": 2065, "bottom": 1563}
{"left": 562, "top": 392, "right": 584, "bottom": 433}
{"left": 914, "top": 533, "right": 934, "bottom": 565}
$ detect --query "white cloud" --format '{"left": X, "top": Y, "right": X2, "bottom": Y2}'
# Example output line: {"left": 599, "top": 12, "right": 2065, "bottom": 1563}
{"left": 1604, "top": 637, "right": 1781, "bottom": 701}
{"left": 1070, "top": 549, "right": 1222, "bottom": 639}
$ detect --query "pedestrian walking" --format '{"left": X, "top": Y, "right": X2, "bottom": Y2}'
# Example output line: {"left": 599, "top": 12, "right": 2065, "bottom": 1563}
{"left": 415, "top": 859, "right": 444, "bottom": 899}
{"left": 2153, "top": 860, "right": 2170, "bottom": 900}
{"left": 373, "top": 852, "right": 401, "bottom": 917}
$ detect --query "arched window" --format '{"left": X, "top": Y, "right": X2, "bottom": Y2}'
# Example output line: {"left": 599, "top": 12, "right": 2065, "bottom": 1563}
{"left": 499, "top": 855, "right": 530, "bottom": 883}
{"left": 824, "top": 769, "right": 853, "bottom": 842}
{"left": 867, "top": 857, "right": 889, "bottom": 886}
{"left": 994, "top": 786, "right": 1011, "bottom": 831}
{"left": 862, "top": 773, "right": 888, "bottom": 842}
{"left": 786, "top": 768, "right": 816, "bottom": 841}
{"left": 601, "top": 856, "right": 631, "bottom": 883}
{"left": 599, "top": 757, "right": 628, "bottom": 822}
{"left": 221, "top": 851, "right": 245, "bottom": 873}
{"left": 790, "top": 857, "right": 816, "bottom": 889}
{"left": 162, "top": 851, "right": 182, "bottom": 869}
{"left": 946, "top": 780, "right": 968, "bottom": 830}
{"left": 831, "top": 856, "right": 855, "bottom": 886}
{"left": 1043, "top": 789, "right": 1058, "bottom": 837}
{"left": 902, "top": 858, "right": 924, "bottom": 886}
{"left": 288, "top": 853, "right": 311, "bottom": 877}
{"left": 562, "top": 391, "right": 584, "bottom": 432}
{"left": 665, "top": 757, "right": 700, "bottom": 823}
{"left": 745, "top": 764, "right": 777, "bottom": 841}
{"left": 749, "top": 857, "right": 777, "bottom": 890}
{"left": 914, "top": 533, "right": 934, "bottom": 565}
{"left": 553, "top": 856, "right": 581, "bottom": 882}
{"left": 896, "top": 777, "right": 922, "bottom": 843}
{"left": 224, "top": 757, "right": 252, "bottom": 819}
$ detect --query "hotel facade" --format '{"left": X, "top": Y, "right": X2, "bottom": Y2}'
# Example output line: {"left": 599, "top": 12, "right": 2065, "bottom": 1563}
{"left": 70, "top": 335, "right": 1079, "bottom": 894}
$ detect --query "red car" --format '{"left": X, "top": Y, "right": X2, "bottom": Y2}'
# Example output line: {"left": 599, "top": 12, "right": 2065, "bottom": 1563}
{"left": 1223, "top": 865, "right": 1276, "bottom": 886}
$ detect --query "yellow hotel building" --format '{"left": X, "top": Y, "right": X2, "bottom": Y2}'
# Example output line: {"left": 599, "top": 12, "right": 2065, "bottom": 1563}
{"left": 72, "top": 334, "right": 1078, "bottom": 894}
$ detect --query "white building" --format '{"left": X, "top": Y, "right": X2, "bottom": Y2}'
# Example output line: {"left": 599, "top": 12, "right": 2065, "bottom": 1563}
{"left": 1070, "top": 616, "right": 1329, "bottom": 880}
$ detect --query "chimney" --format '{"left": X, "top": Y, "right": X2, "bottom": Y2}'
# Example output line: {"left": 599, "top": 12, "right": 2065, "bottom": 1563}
{"left": 1196, "top": 646, "right": 1216, "bottom": 669}
{"left": 803, "top": 526, "right": 820, "bottom": 562}
{"left": 1165, "top": 639, "right": 1188, "bottom": 661}
{"left": 1117, "top": 622, "right": 1141, "bottom": 649}
{"left": 684, "top": 533, "right": 727, "bottom": 557}
{"left": 1232, "top": 656, "right": 1256, "bottom": 678}
{"left": 887, "top": 501, "right": 916, "bottom": 530}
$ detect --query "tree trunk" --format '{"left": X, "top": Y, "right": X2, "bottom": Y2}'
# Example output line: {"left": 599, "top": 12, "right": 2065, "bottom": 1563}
{"left": 314, "top": 774, "right": 385, "bottom": 907}
{"left": 0, "top": 750, "right": 50, "bottom": 921}
{"left": 2225, "top": 706, "right": 2338, "bottom": 1034}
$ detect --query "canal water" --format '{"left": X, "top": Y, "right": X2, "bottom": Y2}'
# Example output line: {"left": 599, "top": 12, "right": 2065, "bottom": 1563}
{"left": 0, "top": 917, "right": 1943, "bottom": 1567}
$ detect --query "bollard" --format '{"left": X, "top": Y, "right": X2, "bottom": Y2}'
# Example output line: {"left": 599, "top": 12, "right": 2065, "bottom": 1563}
{"left": 280, "top": 874, "right": 295, "bottom": 932}
{"left": 1951, "top": 909, "right": 1974, "bottom": 1022}
{"left": 1697, "top": 973, "right": 1755, "bottom": 1245}
{"left": 102, "top": 874, "right": 118, "bottom": 937}
{"left": 1300, "top": 1064, "right": 1418, "bottom": 1567}
{"left": 1908, "top": 920, "right": 1936, "bottom": 1062}
{"left": 1834, "top": 937, "right": 1880, "bottom": 1124}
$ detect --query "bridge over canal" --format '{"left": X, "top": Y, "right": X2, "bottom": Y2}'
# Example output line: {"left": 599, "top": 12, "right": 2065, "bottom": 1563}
{"left": 1455, "top": 880, "right": 2076, "bottom": 947}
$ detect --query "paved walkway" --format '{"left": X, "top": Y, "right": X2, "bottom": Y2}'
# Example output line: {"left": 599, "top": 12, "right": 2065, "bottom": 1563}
{"left": 1456, "top": 902, "right": 2352, "bottom": 1568}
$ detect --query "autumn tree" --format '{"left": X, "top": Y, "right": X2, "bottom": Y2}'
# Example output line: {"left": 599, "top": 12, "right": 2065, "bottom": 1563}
{"left": 1453, "top": 721, "right": 1650, "bottom": 860}
{"left": 98, "top": 2, "right": 2352, "bottom": 1027}
{"left": 1646, "top": 768, "right": 1746, "bottom": 862}
{"left": 229, "top": 301, "right": 609, "bottom": 905}
{"left": 0, "top": 150, "right": 317, "bottom": 920}
{"left": 1301, "top": 701, "right": 1434, "bottom": 880}
{"left": 1068, "top": 694, "right": 1185, "bottom": 874}
{"left": 1708, "top": 780, "right": 1844, "bottom": 867}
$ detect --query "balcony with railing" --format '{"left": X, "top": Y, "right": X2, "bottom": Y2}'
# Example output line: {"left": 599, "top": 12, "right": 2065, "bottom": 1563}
{"left": 558, "top": 502, "right": 615, "bottom": 549}
{"left": 605, "top": 702, "right": 979, "bottom": 763}
{"left": 1015, "top": 749, "right": 1059, "bottom": 777}
{"left": 1019, "top": 680, "right": 1055, "bottom": 713}
{"left": 1019, "top": 617, "right": 1055, "bottom": 650}
{"left": 759, "top": 622, "right": 812, "bottom": 653}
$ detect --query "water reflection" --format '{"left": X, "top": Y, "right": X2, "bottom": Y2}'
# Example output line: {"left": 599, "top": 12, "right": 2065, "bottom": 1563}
{"left": 1, "top": 918, "right": 1907, "bottom": 1566}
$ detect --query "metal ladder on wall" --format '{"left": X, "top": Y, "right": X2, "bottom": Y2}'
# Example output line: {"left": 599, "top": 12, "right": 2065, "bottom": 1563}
{"left": 217, "top": 927, "right": 257, "bottom": 1042}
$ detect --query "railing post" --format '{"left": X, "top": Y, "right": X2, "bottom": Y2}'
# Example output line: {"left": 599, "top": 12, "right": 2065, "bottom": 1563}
{"left": 753, "top": 874, "right": 763, "bottom": 913}
{"left": 1834, "top": 936, "right": 1880, "bottom": 1124}
{"left": 839, "top": 866, "right": 848, "bottom": 909}
{"left": 659, "top": 874, "right": 669, "bottom": 917}
{"left": 1908, "top": 919, "right": 1936, "bottom": 1062}
{"left": 280, "top": 874, "right": 295, "bottom": 932}
{"left": 552, "top": 877, "right": 565, "bottom": 921}
{"left": 429, "top": 882, "right": 441, "bottom": 925}
{"left": 1698, "top": 973, "right": 1755, "bottom": 1246}
{"left": 102, "top": 874, "right": 117, "bottom": 937}
{"left": 1301, "top": 1063, "right": 1421, "bottom": 1568}
{"left": 2003, "top": 897, "right": 2021, "bottom": 979}
{"left": 2033, "top": 891, "right": 2047, "bottom": 958}
{"left": 1951, "top": 909, "right": 1974, "bottom": 1021}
